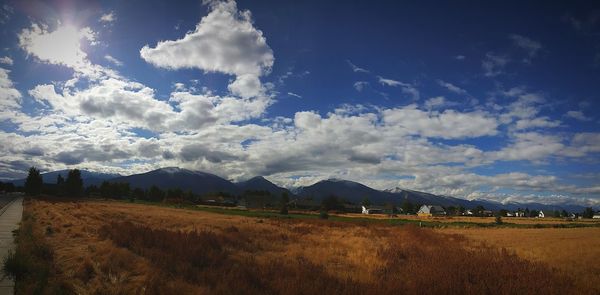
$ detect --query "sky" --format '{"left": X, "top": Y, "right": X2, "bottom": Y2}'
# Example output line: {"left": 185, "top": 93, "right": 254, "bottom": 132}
{"left": 0, "top": 0, "right": 600, "bottom": 206}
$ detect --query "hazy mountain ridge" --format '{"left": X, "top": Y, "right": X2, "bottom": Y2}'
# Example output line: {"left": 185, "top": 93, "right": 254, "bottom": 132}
{"left": 10, "top": 169, "right": 121, "bottom": 187}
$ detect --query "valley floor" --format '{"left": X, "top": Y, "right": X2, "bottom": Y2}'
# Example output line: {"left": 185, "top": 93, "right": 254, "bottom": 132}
{"left": 9, "top": 198, "right": 599, "bottom": 294}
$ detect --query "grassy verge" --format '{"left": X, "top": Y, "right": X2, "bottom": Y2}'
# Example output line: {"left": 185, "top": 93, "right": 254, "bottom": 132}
{"left": 2, "top": 210, "right": 72, "bottom": 294}
{"left": 120, "top": 199, "right": 600, "bottom": 229}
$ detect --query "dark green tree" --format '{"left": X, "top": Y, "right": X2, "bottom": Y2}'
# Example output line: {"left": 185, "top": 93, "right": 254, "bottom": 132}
{"left": 0, "top": 182, "right": 15, "bottom": 193}
{"left": 495, "top": 215, "right": 503, "bottom": 225}
{"left": 280, "top": 192, "right": 289, "bottom": 215}
{"left": 321, "top": 195, "right": 341, "bottom": 211}
{"left": 132, "top": 188, "right": 145, "bottom": 200}
{"left": 167, "top": 188, "right": 184, "bottom": 199}
{"left": 148, "top": 185, "right": 164, "bottom": 201}
{"left": 582, "top": 207, "right": 594, "bottom": 219}
{"left": 553, "top": 210, "right": 561, "bottom": 218}
{"left": 24, "top": 167, "right": 43, "bottom": 196}
{"left": 361, "top": 197, "right": 371, "bottom": 207}
{"left": 447, "top": 206, "right": 457, "bottom": 216}
{"left": 530, "top": 210, "right": 539, "bottom": 218}
{"left": 475, "top": 205, "right": 485, "bottom": 217}
{"left": 183, "top": 190, "right": 195, "bottom": 202}
{"left": 65, "top": 169, "right": 83, "bottom": 197}
{"left": 99, "top": 181, "right": 111, "bottom": 198}
{"left": 401, "top": 200, "right": 414, "bottom": 214}
{"left": 56, "top": 174, "right": 65, "bottom": 196}
{"left": 561, "top": 209, "right": 568, "bottom": 217}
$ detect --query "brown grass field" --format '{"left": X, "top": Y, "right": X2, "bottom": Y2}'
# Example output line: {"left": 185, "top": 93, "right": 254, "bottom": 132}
{"left": 440, "top": 227, "right": 600, "bottom": 294}
{"left": 10, "top": 198, "right": 599, "bottom": 294}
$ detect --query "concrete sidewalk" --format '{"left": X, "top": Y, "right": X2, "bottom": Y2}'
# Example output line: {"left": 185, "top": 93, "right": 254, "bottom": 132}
{"left": 0, "top": 198, "right": 23, "bottom": 295}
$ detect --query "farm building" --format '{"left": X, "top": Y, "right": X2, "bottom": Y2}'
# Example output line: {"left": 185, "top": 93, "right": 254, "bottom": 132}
{"left": 593, "top": 212, "right": 600, "bottom": 219}
{"left": 538, "top": 211, "right": 545, "bottom": 218}
{"left": 417, "top": 205, "right": 446, "bottom": 217}
{"left": 361, "top": 205, "right": 385, "bottom": 214}
{"left": 481, "top": 210, "right": 494, "bottom": 217}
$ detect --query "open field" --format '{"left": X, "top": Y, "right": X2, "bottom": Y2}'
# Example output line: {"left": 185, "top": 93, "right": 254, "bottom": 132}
{"left": 9, "top": 198, "right": 598, "bottom": 294}
{"left": 440, "top": 227, "right": 600, "bottom": 294}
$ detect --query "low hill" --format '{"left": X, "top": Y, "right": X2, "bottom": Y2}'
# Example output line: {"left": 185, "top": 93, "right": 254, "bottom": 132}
{"left": 236, "top": 176, "right": 293, "bottom": 197}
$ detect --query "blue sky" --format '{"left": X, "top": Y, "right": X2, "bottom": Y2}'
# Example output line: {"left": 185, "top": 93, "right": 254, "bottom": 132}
{"left": 0, "top": 0, "right": 599, "bottom": 206}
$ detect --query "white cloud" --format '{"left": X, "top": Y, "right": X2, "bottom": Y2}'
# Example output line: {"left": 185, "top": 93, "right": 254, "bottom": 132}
{"left": 565, "top": 110, "right": 592, "bottom": 121}
{"left": 346, "top": 60, "right": 369, "bottom": 73}
{"left": 376, "top": 77, "right": 420, "bottom": 100}
{"left": 454, "top": 55, "right": 466, "bottom": 60}
{"left": 509, "top": 34, "right": 542, "bottom": 60}
{"left": 383, "top": 105, "right": 498, "bottom": 139}
{"left": 489, "top": 132, "right": 565, "bottom": 162}
{"left": 227, "top": 73, "right": 264, "bottom": 98}
{"left": 18, "top": 23, "right": 96, "bottom": 69}
{"left": 287, "top": 92, "right": 302, "bottom": 98}
{"left": 437, "top": 80, "right": 467, "bottom": 94}
{"left": 99, "top": 11, "right": 116, "bottom": 24}
{"left": 0, "top": 4, "right": 13, "bottom": 24}
{"left": 353, "top": 81, "right": 368, "bottom": 92}
{"left": 498, "top": 87, "right": 550, "bottom": 126}
{"left": 514, "top": 117, "right": 561, "bottom": 130}
{"left": 0, "top": 56, "right": 13, "bottom": 65}
{"left": 424, "top": 96, "right": 446, "bottom": 109}
{"left": 140, "top": 0, "right": 273, "bottom": 99}
{"left": 0, "top": 68, "right": 21, "bottom": 109}
{"left": 377, "top": 76, "right": 402, "bottom": 87}
{"left": 29, "top": 79, "right": 175, "bottom": 131}
{"left": 104, "top": 54, "right": 123, "bottom": 66}
{"left": 482, "top": 52, "right": 509, "bottom": 77}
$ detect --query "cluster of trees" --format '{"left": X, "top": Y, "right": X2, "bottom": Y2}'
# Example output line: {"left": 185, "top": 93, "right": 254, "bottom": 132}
{"left": 23, "top": 167, "right": 84, "bottom": 197}
{"left": 86, "top": 182, "right": 201, "bottom": 203}
{"left": 0, "top": 181, "right": 16, "bottom": 193}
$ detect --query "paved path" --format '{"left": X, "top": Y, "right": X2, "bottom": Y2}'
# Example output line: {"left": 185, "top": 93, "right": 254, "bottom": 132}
{"left": 0, "top": 197, "right": 23, "bottom": 295}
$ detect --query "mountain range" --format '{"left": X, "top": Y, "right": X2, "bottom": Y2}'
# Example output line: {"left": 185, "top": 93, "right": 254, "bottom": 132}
{"left": 8, "top": 167, "right": 593, "bottom": 212}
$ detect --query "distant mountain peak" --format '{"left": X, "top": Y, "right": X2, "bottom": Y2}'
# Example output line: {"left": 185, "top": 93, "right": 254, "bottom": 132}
{"left": 385, "top": 187, "right": 404, "bottom": 193}
{"left": 248, "top": 176, "right": 267, "bottom": 181}
{"left": 158, "top": 167, "right": 186, "bottom": 173}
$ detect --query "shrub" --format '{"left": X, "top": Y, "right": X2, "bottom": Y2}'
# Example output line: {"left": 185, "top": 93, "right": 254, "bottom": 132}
{"left": 319, "top": 210, "right": 329, "bottom": 219}
{"left": 3, "top": 210, "right": 71, "bottom": 294}
{"left": 495, "top": 215, "right": 503, "bottom": 225}
{"left": 2, "top": 250, "right": 29, "bottom": 280}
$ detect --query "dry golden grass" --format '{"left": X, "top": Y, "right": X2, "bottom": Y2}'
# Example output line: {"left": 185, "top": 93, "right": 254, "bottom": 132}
{"left": 19, "top": 198, "right": 593, "bottom": 294}
{"left": 440, "top": 227, "right": 600, "bottom": 294}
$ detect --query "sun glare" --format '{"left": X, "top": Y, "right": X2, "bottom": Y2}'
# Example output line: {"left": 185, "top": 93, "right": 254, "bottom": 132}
{"left": 19, "top": 22, "right": 93, "bottom": 68}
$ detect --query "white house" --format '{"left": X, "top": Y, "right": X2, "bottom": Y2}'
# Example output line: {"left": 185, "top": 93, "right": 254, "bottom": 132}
{"left": 506, "top": 212, "right": 515, "bottom": 217}
{"left": 593, "top": 212, "right": 600, "bottom": 219}
{"left": 538, "top": 211, "right": 545, "bottom": 218}
{"left": 515, "top": 211, "right": 525, "bottom": 217}
{"left": 417, "top": 205, "right": 446, "bottom": 217}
